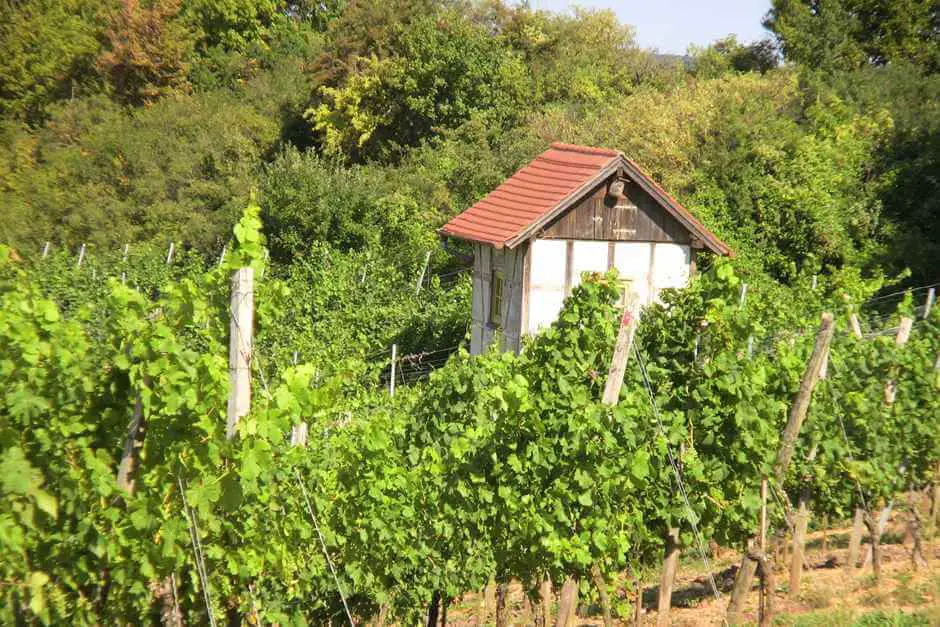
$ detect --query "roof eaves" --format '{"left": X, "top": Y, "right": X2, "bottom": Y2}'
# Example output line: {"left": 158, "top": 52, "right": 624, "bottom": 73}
{"left": 619, "top": 157, "right": 733, "bottom": 256}
{"left": 503, "top": 159, "right": 621, "bottom": 249}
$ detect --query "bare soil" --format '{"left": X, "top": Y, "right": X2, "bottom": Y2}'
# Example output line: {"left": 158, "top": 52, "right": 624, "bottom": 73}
{"left": 443, "top": 511, "right": 940, "bottom": 626}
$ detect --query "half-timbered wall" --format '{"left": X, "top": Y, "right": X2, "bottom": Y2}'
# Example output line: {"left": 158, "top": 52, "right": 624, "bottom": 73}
{"left": 470, "top": 241, "right": 527, "bottom": 355}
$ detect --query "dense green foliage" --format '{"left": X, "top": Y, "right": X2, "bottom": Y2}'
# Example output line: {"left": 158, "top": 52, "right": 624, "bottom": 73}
{"left": 2, "top": 207, "right": 937, "bottom": 624}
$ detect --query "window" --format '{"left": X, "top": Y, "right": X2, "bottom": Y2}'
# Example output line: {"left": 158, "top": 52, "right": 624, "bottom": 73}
{"left": 489, "top": 270, "right": 504, "bottom": 326}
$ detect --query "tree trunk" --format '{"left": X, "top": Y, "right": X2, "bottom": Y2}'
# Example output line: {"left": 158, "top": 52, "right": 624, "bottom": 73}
{"left": 753, "top": 550, "right": 775, "bottom": 627}
{"left": 116, "top": 390, "right": 147, "bottom": 494}
{"left": 932, "top": 462, "right": 940, "bottom": 535}
{"left": 820, "top": 514, "right": 829, "bottom": 554}
{"left": 862, "top": 504, "right": 893, "bottom": 568}
{"left": 590, "top": 565, "right": 613, "bottom": 627}
{"left": 483, "top": 580, "right": 496, "bottom": 624}
{"left": 789, "top": 498, "right": 809, "bottom": 600}
{"left": 554, "top": 576, "right": 578, "bottom": 627}
{"left": 427, "top": 590, "right": 441, "bottom": 627}
{"left": 726, "top": 541, "right": 759, "bottom": 625}
{"left": 846, "top": 507, "right": 864, "bottom": 574}
{"left": 539, "top": 578, "right": 553, "bottom": 627}
{"left": 864, "top": 513, "right": 883, "bottom": 581}
{"left": 909, "top": 496, "right": 928, "bottom": 570}
{"left": 152, "top": 575, "right": 182, "bottom": 627}
{"left": 634, "top": 571, "right": 643, "bottom": 627}
{"left": 441, "top": 596, "right": 449, "bottom": 627}
{"left": 373, "top": 604, "right": 389, "bottom": 627}
{"left": 495, "top": 582, "right": 508, "bottom": 627}
{"left": 657, "top": 528, "right": 680, "bottom": 625}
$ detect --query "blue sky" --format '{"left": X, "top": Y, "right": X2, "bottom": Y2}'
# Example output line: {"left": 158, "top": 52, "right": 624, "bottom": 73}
{"left": 532, "top": 0, "right": 774, "bottom": 54}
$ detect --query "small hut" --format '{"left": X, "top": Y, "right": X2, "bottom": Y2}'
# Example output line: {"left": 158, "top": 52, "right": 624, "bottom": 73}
{"left": 440, "top": 143, "right": 732, "bottom": 354}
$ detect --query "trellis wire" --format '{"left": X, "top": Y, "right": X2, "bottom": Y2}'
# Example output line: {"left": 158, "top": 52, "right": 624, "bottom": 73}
{"left": 294, "top": 469, "right": 355, "bottom": 627}
{"left": 177, "top": 474, "right": 218, "bottom": 627}
{"left": 633, "top": 343, "right": 724, "bottom": 605}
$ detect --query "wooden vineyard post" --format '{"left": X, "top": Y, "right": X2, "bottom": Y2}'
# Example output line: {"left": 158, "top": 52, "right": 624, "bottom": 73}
{"left": 846, "top": 508, "right": 865, "bottom": 574}
{"left": 728, "top": 312, "right": 834, "bottom": 623}
{"left": 789, "top": 497, "right": 809, "bottom": 599}
{"left": 602, "top": 305, "right": 639, "bottom": 405}
{"left": 593, "top": 303, "right": 638, "bottom": 625}
{"left": 773, "top": 312, "right": 835, "bottom": 485}
{"left": 226, "top": 268, "right": 253, "bottom": 439}
{"left": 924, "top": 287, "right": 935, "bottom": 319}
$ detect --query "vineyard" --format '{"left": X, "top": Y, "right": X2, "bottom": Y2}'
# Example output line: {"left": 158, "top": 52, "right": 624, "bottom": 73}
{"left": 1, "top": 204, "right": 937, "bottom": 625}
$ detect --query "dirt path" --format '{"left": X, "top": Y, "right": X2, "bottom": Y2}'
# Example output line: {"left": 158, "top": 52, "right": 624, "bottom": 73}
{"left": 444, "top": 513, "right": 940, "bottom": 625}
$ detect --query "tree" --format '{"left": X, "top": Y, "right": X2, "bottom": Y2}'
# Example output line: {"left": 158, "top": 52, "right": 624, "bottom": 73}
{"left": 0, "top": 0, "right": 104, "bottom": 122}
{"left": 181, "top": 0, "right": 284, "bottom": 51}
{"left": 308, "top": 11, "right": 531, "bottom": 161}
{"left": 96, "top": 0, "right": 193, "bottom": 105}
{"left": 690, "top": 36, "right": 779, "bottom": 78}
{"left": 765, "top": 0, "right": 940, "bottom": 73}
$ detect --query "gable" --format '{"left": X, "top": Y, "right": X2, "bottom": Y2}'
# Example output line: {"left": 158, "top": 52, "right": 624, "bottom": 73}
{"left": 439, "top": 143, "right": 731, "bottom": 256}
{"left": 538, "top": 173, "right": 691, "bottom": 244}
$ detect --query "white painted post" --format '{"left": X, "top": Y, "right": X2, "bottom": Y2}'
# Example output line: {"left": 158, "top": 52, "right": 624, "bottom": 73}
{"left": 122, "top": 243, "right": 129, "bottom": 263}
{"left": 811, "top": 275, "right": 818, "bottom": 290}
{"left": 291, "top": 422, "right": 308, "bottom": 447}
{"left": 925, "top": 288, "right": 935, "bottom": 319}
{"left": 415, "top": 251, "right": 431, "bottom": 295}
{"left": 76, "top": 243, "right": 86, "bottom": 268}
{"left": 218, "top": 244, "right": 227, "bottom": 268}
{"left": 741, "top": 282, "right": 752, "bottom": 355}
{"left": 166, "top": 242, "right": 175, "bottom": 265}
{"left": 226, "top": 268, "right": 254, "bottom": 439}
{"left": 849, "top": 313, "right": 863, "bottom": 339}
{"left": 389, "top": 344, "right": 397, "bottom": 397}
{"left": 292, "top": 351, "right": 299, "bottom": 365}
{"left": 121, "top": 272, "right": 127, "bottom": 285}
{"left": 42, "top": 242, "right": 50, "bottom": 258}
{"left": 884, "top": 317, "right": 913, "bottom": 404}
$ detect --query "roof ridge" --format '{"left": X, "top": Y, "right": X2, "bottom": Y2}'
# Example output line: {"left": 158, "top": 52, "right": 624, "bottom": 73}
{"left": 549, "top": 142, "right": 621, "bottom": 157}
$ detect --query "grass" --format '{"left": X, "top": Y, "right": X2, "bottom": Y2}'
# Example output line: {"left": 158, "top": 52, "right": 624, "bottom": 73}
{"left": 774, "top": 608, "right": 935, "bottom": 626}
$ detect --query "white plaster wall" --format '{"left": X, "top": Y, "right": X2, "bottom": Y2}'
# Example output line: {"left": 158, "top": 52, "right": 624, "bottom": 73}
{"left": 524, "top": 239, "right": 691, "bottom": 337}
{"left": 570, "top": 241, "right": 609, "bottom": 290}
{"left": 526, "top": 239, "right": 566, "bottom": 334}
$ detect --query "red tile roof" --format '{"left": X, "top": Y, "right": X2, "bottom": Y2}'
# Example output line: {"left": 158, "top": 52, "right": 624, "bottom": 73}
{"left": 439, "top": 142, "right": 731, "bottom": 256}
